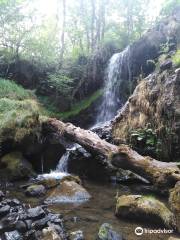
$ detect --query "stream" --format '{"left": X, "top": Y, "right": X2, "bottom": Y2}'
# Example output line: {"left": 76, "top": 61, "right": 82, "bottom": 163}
{"left": 7, "top": 180, "right": 180, "bottom": 240}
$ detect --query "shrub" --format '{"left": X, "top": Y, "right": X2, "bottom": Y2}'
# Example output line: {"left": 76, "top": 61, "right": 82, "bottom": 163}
{"left": 172, "top": 49, "right": 180, "bottom": 67}
{"left": 47, "top": 72, "right": 74, "bottom": 97}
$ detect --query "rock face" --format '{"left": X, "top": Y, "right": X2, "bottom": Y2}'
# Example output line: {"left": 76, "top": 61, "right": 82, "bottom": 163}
{"left": 0, "top": 152, "right": 35, "bottom": 180}
{"left": 169, "top": 181, "right": 180, "bottom": 231}
{"left": 112, "top": 68, "right": 180, "bottom": 161}
{"left": 115, "top": 195, "right": 176, "bottom": 229}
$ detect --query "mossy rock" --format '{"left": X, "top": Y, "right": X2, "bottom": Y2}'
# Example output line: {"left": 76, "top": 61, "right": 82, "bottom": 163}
{"left": 61, "top": 175, "right": 82, "bottom": 185}
{"left": 0, "top": 151, "right": 36, "bottom": 180}
{"left": 98, "top": 223, "right": 123, "bottom": 240}
{"left": 25, "top": 184, "right": 46, "bottom": 197}
{"left": 169, "top": 181, "right": 180, "bottom": 232}
{"left": 115, "top": 195, "right": 177, "bottom": 230}
{"left": 39, "top": 178, "right": 59, "bottom": 189}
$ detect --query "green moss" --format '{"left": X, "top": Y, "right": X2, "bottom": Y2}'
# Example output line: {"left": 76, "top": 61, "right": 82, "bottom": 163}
{"left": 0, "top": 78, "right": 42, "bottom": 143}
{"left": 172, "top": 49, "right": 180, "bottom": 67}
{"left": 1, "top": 151, "right": 35, "bottom": 179}
{"left": 38, "top": 89, "right": 103, "bottom": 120}
{"left": 0, "top": 78, "right": 34, "bottom": 100}
{"left": 0, "top": 97, "right": 40, "bottom": 143}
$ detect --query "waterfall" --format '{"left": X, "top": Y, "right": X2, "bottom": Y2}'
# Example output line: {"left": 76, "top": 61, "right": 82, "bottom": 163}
{"left": 56, "top": 150, "right": 70, "bottom": 172}
{"left": 96, "top": 47, "right": 131, "bottom": 125}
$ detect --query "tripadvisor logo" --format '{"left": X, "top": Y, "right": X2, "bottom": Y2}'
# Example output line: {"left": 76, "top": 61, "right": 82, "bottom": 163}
{"left": 135, "top": 227, "right": 143, "bottom": 236}
{"left": 135, "top": 227, "right": 174, "bottom": 235}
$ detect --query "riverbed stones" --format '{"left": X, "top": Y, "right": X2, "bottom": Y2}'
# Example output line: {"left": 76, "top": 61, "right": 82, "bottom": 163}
{"left": 0, "top": 194, "right": 67, "bottom": 239}
{"left": 0, "top": 152, "right": 35, "bottom": 180}
{"left": 98, "top": 223, "right": 123, "bottom": 240}
{"left": 115, "top": 195, "right": 177, "bottom": 229}
{"left": 25, "top": 184, "right": 46, "bottom": 197}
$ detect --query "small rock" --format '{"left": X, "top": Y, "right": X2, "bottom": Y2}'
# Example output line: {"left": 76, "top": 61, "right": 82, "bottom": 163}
{"left": 175, "top": 68, "right": 180, "bottom": 74}
{"left": 98, "top": 223, "right": 123, "bottom": 240}
{"left": 25, "top": 184, "right": 46, "bottom": 197}
{"left": 27, "top": 206, "right": 45, "bottom": 220}
{"left": 0, "top": 205, "right": 10, "bottom": 218}
{"left": 115, "top": 195, "right": 176, "bottom": 229}
{"left": 6, "top": 199, "right": 21, "bottom": 207}
{"left": 32, "top": 216, "right": 50, "bottom": 230}
{"left": 70, "top": 230, "right": 84, "bottom": 240}
{"left": 160, "top": 59, "right": 172, "bottom": 71}
{"left": 15, "top": 221, "right": 27, "bottom": 233}
{"left": 41, "top": 226, "right": 62, "bottom": 240}
{"left": 47, "top": 213, "right": 63, "bottom": 224}
{"left": 4, "top": 230, "right": 23, "bottom": 240}
{"left": 0, "top": 191, "right": 5, "bottom": 201}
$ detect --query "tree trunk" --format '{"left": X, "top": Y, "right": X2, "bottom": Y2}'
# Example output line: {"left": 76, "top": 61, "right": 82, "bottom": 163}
{"left": 43, "top": 118, "right": 180, "bottom": 189}
{"left": 59, "top": 0, "right": 66, "bottom": 67}
{"left": 90, "top": 0, "right": 95, "bottom": 52}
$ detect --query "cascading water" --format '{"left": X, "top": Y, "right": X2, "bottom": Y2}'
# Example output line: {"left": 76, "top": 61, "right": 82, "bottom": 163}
{"left": 56, "top": 144, "right": 78, "bottom": 172}
{"left": 96, "top": 47, "right": 131, "bottom": 125}
{"left": 37, "top": 144, "right": 91, "bottom": 203}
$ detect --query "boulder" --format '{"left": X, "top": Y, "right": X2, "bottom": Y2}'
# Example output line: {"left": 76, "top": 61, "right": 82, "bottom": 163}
{"left": 160, "top": 59, "right": 173, "bottom": 71}
{"left": 25, "top": 184, "right": 46, "bottom": 197}
{"left": 115, "top": 195, "right": 176, "bottom": 229}
{"left": 169, "top": 181, "right": 180, "bottom": 232}
{"left": 45, "top": 180, "right": 91, "bottom": 204}
{"left": 98, "top": 223, "right": 123, "bottom": 240}
{"left": 0, "top": 152, "right": 35, "bottom": 180}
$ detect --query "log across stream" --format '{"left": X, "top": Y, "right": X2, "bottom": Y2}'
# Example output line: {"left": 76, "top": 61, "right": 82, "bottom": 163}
{"left": 43, "top": 118, "right": 180, "bottom": 190}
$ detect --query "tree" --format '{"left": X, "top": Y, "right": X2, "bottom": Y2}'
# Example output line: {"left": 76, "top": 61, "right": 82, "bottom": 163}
{"left": 160, "top": 0, "right": 180, "bottom": 17}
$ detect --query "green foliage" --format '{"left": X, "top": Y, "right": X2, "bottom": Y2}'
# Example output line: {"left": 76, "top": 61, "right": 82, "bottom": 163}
{"left": 47, "top": 72, "right": 74, "bottom": 97}
{"left": 39, "top": 89, "right": 103, "bottom": 120}
{"left": 0, "top": 78, "right": 34, "bottom": 100}
{"left": 172, "top": 49, "right": 180, "bottom": 67}
{"left": 129, "top": 126, "right": 159, "bottom": 156}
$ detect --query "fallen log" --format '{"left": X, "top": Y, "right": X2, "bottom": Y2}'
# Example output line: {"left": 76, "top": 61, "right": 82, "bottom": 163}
{"left": 43, "top": 118, "right": 180, "bottom": 189}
